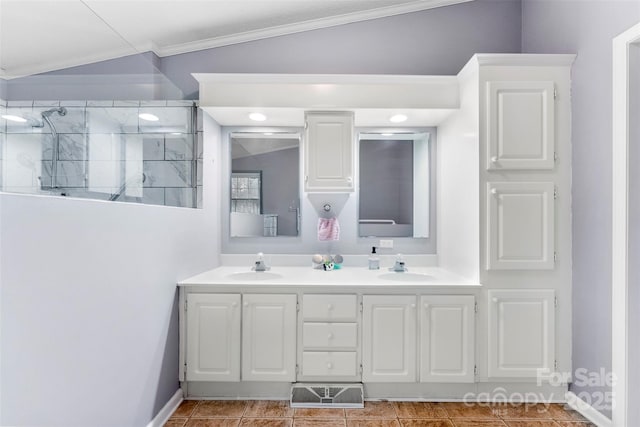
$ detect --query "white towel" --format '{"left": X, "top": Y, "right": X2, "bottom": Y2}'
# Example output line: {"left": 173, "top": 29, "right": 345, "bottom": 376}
{"left": 318, "top": 217, "right": 340, "bottom": 241}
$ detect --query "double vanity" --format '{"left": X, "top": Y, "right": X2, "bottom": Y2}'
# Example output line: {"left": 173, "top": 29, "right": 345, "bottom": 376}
{"left": 180, "top": 53, "right": 575, "bottom": 403}
{"left": 179, "top": 261, "right": 482, "bottom": 400}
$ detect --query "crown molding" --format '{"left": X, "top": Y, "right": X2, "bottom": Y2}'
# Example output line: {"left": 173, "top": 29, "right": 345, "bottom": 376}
{"left": 155, "top": 0, "right": 473, "bottom": 57}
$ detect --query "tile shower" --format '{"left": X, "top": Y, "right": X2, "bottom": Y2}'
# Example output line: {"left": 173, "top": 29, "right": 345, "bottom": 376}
{"left": 0, "top": 100, "right": 202, "bottom": 208}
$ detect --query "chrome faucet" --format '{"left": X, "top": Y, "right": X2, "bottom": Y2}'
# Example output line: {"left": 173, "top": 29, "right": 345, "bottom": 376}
{"left": 252, "top": 252, "right": 270, "bottom": 272}
{"left": 390, "top": 253, "right": 408, "bottom": 272}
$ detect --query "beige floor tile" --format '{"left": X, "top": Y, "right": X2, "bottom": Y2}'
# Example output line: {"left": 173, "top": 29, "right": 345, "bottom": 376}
{"left": 395, "top": 402, "right": 448, "bottom": 419}
{"left": 244, "top": 401, "right": 295, "bottom": 418}
{"left": 294, "top": 408, "right": 346, "bottom": 418}
{"left": 494, "top": 404, "right": 555, "bottom": 420}
{"left": 345, "top": 402, "right": 397, "bottom": 419}
{"left": 239, "top": 418, "right": 293, "bottom": 427}
{"left": 450, "top": 421, "right": 507, "bottom": 427}
{"left": 193, "top": 401, "right": 247, "bottom": 418}
{"left": 503, "top": 421, "right": 559, "bottom": 427}
{"left": 165, "top": 419, "right": 187, "bottom": 427}
{"left": 438, "top": 403, "right": 500, "bottom": 420}
{"left": 400, "top": 419, "right": 454, "bottom": 426}
{"left": 346, "top": 420, "right": 400, "bottom": 427}
{"left": 293, "top": 419, "right": 347, "bottom": 427}
{"left": 172, "top": 401, "right": 200, "bottom": 418}
{"left": 546, "top": 405, "right": 589, "bottom": 422}
{"left": 554, "top": 423, "right": 597, "bottom": 427}
{"left": 184, "top": 419, "right": 241, "bottom": 427}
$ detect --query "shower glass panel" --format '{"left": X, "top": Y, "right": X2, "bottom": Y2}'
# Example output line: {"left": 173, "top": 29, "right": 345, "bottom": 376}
{"left": 0, "top": 100, "right": 201, "bottom": 208}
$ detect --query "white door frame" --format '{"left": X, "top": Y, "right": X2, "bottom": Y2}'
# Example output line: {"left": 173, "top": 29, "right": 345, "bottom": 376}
{"left": 612, "top": 21, "right": 640, "bottom": 427}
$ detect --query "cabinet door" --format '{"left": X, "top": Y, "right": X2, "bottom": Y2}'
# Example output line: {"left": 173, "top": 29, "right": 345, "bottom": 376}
{"left": 305, "top": 112, "right": 354, "bottom": 192}
{"left": 362, "top": 295, "right": 416, "bottom": 382}
{"left": 420, "top": 295, "right": 475, "bottom": 383}
{"left": 487, "top": 182, "right": 555, "bottom": 270}
{"left": 488, "top": 290, "right": 555, "bottom": 378}
{"left": 186, "top": 293, "right": 241, "bottom": 381}
{"left": 487, "top": 81, "right": 555, "bottom": 170}
{"left": 242, "top": 294, "right": 297, "bottom": 381}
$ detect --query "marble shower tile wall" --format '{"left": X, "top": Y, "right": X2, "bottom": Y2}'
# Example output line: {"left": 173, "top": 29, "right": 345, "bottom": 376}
{"left": 0, "top": 100, "right": 199, "bottom": 208}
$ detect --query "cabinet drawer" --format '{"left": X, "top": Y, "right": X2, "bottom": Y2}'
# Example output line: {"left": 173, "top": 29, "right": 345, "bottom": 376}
{"left": 303, "top": 294, "right": 357, "bottom": 321}
{"left": 303, "top": 323, "right": 357, "bottom": 348}
{"left": 302, "top": 351, "right": 358, "bottom": 377}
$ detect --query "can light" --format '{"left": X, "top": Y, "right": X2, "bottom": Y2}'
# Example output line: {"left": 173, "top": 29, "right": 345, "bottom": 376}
{"left": 249, "top": 112, "right": 267, "bottom": 122}
{"left": 389, "top": 114, "right": 408, "bottom": 123}
{"left": 139, "top": 113, "right": 159, "bottom": 122}
{"left": 1, "top": 114, "right": 27, "bottom": 123}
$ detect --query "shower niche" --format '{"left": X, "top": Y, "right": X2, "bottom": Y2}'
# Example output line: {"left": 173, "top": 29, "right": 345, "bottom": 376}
{"left": 0, "top": 100, "right": 201, "bottom": 208}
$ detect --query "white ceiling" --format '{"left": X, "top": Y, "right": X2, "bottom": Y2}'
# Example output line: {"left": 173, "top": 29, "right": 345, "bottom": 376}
{"left": 0, "top": 0, "right": 472, "bottom": 79}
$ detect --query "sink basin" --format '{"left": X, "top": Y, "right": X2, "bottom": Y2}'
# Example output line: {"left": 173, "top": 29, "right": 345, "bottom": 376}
{"left": 226, "top": 271, "right": 283, "bottom": 281}
{"left": 378, "top": 272, "right": 434, "bottom": 282}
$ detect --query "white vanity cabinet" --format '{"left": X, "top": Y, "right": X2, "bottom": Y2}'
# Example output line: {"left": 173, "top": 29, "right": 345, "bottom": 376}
{"left": 300, "top": 294, "right": 360, "bottom": 381}
{"left": 304, "top": 112, "right": 354, "bottom": 192}
{"left": 185, "top": 293, "right": 241, "bottom": 382}
{"left": 362, "top": 295, "right": 417, "bottom": 382}
{"left": 183, "top": 292, "right": 297, "bottom": 383}
{"left": 486, "top": 182, "right": 555, "bottom": 270}
{"left": 419, "top": 295, "right": 475, "bottom": 383}
{"left": 242, "top": 294, "right": 298, "bottom": 381}
{"left": 487, "top": 289, "right": 556, "bottom": 379}
{"left": 486, "top": 80, "right": 556, "bottom": 170}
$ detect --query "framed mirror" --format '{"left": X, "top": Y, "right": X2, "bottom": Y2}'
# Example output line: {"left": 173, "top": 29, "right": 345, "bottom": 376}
{"left": 230, "top": 132, "right": 300, "bottom": 237}
{"left": 358, "top": 132, "right": 430, "bottom": 238}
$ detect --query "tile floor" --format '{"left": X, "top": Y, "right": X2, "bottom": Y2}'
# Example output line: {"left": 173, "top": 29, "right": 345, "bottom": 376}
{"left": 165, "top": 400, "right": 596, "bottom": 427}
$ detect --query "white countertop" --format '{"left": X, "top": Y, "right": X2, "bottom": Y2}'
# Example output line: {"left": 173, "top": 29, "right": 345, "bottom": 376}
{"left": 178, "top": 265, "right": 480, "bottom": 288}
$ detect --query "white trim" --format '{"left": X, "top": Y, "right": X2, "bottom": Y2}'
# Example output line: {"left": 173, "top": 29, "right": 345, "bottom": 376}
{"left": 145, "top": 389, "right": 183, "bottom": 427}
{"left": 157, "top": 0, "right": 473, "bottom": 57}
{"left": 473, "top": 53, "right": 576, "bottom": 67}
{"left": 612, "top": 20, "right": 640, "bottom": 427}
{"left": 565, "top": 392, "right": 612, "bottom": 427}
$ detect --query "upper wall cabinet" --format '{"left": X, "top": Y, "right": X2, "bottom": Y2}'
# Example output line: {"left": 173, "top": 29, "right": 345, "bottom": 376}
{"left": 305, "top": 112, "right": 354, "bottom": 192}
{"left": 486, "top": 81, "right": 555, "bottom": 170}
{"left": 486, "top": 182, "right": 555, "bottom": 270}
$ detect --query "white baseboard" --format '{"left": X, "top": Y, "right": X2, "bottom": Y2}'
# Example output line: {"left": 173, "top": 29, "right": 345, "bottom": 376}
{"left": 146, "top": 389, "right": 183, "bottom": 427}
{"left": 565, "top": 391, "right": 612, "bottom": 427}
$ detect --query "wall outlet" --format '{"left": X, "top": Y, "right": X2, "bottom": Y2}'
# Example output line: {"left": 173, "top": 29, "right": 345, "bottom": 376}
{"left": 379, "top": 239, "right": 394, "bottom": 249}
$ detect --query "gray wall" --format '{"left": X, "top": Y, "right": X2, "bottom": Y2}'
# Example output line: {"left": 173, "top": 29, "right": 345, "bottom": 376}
{"left": 360, "top": 140, "right": 413, "bottom": 225}
{"left": 4, "top": 0, "right": 522, "bottom": 101}
{"left": 232, "top": 147, "right": 300, "bottom": 236}
{"left": 522, "top": 0, "right": 640, "bottom": 419}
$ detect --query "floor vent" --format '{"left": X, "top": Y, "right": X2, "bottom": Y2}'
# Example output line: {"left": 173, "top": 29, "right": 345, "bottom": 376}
{"left": 290, "top": 383, "right": 364, "bottom": 408}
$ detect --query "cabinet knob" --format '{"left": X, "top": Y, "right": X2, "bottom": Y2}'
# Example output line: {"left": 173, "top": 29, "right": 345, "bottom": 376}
{"left": 491, "top": 156, "right": 498, "bottom": 163}
{"left": 327, "top": 304, "right": 334, "bottom": 310}
{"left": 243, "top": 302, "right": 249, "bottom": 307}
{"left": 347, "top": 177, "right": 353, "bottom": 183}
{"left": 411, "top": 303, "right": 416, "bottom": 309}
{"left": 231, "top": 302, "right": 238, "bottom": 308}
{"left": 327, "top": 362, "right": 333, "bottom": 369}
{"left": 327, "top": 333, "right": 334, "bottom": 340}
{"left": 492, "top": 297, "right": 499, "bottom": 303}
{"left": 491, "top": 188, "right": 498, "bottom": 195}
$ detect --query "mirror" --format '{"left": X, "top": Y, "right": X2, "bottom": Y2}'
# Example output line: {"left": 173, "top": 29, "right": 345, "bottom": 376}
{"left": 230, "top": 132, "right": 300, "bottom": 237}
{"left": 358, "top": 132, "right": 430, "bottom": 238}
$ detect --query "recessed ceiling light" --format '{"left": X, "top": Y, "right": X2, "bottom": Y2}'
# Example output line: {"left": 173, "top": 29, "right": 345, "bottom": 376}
{"left": 249, "top": 113, "right": 267, "bottom": 122}
{"left": 381, "top": 133, "right": 393, "bottom": 136}
{"left": 389, "top": 114, "right": 407, "bottom": 123}
{"left": 264, "top": 132, "right": 273, "bottom": 136}
{"left": 1, "top": 114, "right": 27, "bottom": 123}
{"left": 139, "top": 113, "right": 159, "bottom": 121}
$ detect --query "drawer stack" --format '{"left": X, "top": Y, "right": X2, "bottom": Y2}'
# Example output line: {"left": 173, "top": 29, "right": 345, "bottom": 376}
{"left": 301, "top": 294, "right": 360, "bottom": 381}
